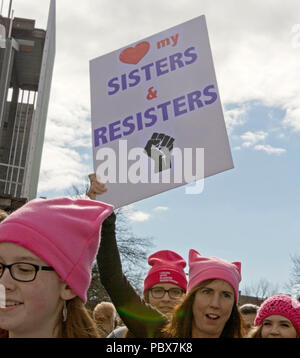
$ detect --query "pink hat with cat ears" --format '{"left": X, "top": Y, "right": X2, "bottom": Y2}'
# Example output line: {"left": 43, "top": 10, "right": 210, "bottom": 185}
{"left": 187, "top": 249, "right": 242, "bottom": 302}
{"left": 0, "top": 197, "right": 114, "bottom": 303}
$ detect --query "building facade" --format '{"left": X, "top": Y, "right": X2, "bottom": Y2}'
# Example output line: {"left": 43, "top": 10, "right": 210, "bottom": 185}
{"left": 0, "top": 0, "right": 55, "bottom": 212}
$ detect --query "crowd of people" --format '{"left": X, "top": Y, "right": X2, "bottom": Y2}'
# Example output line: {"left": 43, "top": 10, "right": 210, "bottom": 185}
{"left": 0, "top": 175, "right": 299, "bottom": 339}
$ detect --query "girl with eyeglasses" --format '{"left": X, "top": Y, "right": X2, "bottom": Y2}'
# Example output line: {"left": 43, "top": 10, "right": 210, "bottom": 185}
{"left": 107, "top": 249, "right": 187, "bottom": 338}
{"left": 0, "top": 197, "right": 113, "bottom": 338}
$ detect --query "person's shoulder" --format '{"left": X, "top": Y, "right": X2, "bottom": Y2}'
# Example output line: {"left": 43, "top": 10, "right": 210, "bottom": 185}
{"left": 107, "top": 326, "right": 127, "bottom": 338}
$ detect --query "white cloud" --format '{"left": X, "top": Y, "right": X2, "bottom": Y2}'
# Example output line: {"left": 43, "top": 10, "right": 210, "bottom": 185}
{"left": 254, "top": 144, "right": 286, "bottom": 155}
{"left": 283, "top": 108, "right": 300, "bottom": 132}
{"left": 121, "top": 205, "right": 151, "bottom": 222}
{"left": 240, "top": 131, "right": 268, "bottom": 147}
{"left": 153, "top": 206, "right": 169, "bottom": 212}
{"left": 37, "top": 143, "right": 90, "bottom": 193}
{"left": 127, "top": 211, "right": 151, "bottom": 222}
{"left": 224, "top": 106, "right": 248, "bottom": 134}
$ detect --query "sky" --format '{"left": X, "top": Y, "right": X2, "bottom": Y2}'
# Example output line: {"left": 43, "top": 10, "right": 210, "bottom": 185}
{"left": 3, "top": 0, "right": 300, "bottom": 296}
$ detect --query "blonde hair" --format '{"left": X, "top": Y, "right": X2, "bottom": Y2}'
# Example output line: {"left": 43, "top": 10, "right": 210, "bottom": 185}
{"left": 93, "top": 302, "right": 117, "bottom": 337}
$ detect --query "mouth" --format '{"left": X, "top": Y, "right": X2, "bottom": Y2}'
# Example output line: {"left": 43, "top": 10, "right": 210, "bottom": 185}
{"left": 159, "top": 306, "right": 173, "bottom": 312}
{"left": 205, "top": 313, "right": 220, "bottom": 321}
{"left": 0, "top": 301, "right": 23, "bottom": 310}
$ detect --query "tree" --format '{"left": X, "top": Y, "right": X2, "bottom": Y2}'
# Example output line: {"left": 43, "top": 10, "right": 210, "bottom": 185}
{"left": 66, "top": 182, "right": 154, "bottom": 312}
{"left": 86, "top": 208, "right": 154, "bottom": 311}
{"left": 286, "top": 254, "right": 300, "bottom": 300}
{"left": 242, "top": 278, "right": 280, "bottom": 300}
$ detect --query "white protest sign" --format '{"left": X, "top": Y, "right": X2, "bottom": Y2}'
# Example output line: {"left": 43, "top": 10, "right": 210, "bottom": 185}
{"left": 90, "top": 15, "right": 233, "bottom": 208}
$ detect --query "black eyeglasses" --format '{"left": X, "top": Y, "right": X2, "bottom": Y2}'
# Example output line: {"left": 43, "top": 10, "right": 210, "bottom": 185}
{"left": 0, "top": 262, "right": 54, "bottom": 282}
{"left": 150, "top": 287, "right": 184, "bottom": 299}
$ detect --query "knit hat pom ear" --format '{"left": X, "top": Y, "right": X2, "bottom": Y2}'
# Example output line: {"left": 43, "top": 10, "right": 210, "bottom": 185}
{"left": 189, "top": 248, "right": 202, "bottom": 263}
{"left": 232, "top": 262, "right": 241, "bottom": 274}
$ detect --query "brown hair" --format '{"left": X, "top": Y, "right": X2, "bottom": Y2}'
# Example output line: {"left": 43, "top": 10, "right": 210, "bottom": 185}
{"left": 57, "top": 297, "right": 100, "bottom": 338}
{"left": 162, "top": 279, "right": 245, "bottom": 338}
{"left": 247, "top": 325, "right": 262, "bottom": 338}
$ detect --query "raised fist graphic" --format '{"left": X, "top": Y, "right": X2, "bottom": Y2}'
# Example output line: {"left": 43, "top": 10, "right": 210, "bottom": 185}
{"left": 144, "top": 132, "right": 175, "bottom": 173}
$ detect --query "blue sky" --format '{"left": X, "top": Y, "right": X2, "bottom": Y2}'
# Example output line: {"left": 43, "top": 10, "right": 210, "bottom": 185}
{"left": 128, "top": 102, "right": 300, "bottom": 294}
{"left": 6, "top": 0, "right": 300, "bottom": 295}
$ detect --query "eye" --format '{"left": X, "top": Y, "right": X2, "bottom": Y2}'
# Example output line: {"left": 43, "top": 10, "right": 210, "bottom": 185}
{"left": 15, "top": 264, "right": 35, "bottom": 273}
{"left": 201, "top": 289, "right": 211, "bottom": 294}
{"left": 263, "top": 322, "right": 271, "bottom": 326}
{"left": 153, "top": 288, "right": 164, "bottom": 294}
{"left": 223, "top": 292, "right": 232, "bottom": 298}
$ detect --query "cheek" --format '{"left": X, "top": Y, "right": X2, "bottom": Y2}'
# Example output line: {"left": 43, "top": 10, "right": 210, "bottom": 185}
{"left": 23, "top": 277, "right": 61, "bottom": 311}
{"left": 261, "top": 326, "right": 270, "bottom": 337}
{"left": 284, "top": 328, "right": 297, "bottom": 338}
{"left": 224, "top": 303, "right": 234, "bottom": 317}
{"left": 148, "top": 296, "right": 159, "bottom": 307}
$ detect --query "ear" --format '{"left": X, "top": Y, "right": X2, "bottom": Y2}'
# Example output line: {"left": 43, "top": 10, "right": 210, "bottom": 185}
{"left": 59, "top": 282, "right": 77, "bottom": 301}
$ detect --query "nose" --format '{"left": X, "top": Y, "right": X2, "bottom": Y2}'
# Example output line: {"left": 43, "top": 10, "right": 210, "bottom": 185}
{"left": 209, "top": 293, "right": 221, "bottom": 308}
{"left": 160, "top": 291, "right": 171, "bottom": 301}
{"left": 0, "top": 267, "right": 16, "bottom": 291}
{"left": 269, "top": 325, "right": 280, "bottom": 336}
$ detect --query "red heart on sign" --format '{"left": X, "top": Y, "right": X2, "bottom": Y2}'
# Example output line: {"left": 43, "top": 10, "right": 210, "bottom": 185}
{"left": 119, "top": 41, "right": 150, "bottom": 65}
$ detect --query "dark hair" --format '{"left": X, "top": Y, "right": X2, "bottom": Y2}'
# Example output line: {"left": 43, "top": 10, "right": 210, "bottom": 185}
{"left": 162, "top": 279, "right": 245, "bottom": 338}
{"left": 239, "top": 303, "right": 259, "bottom": 315}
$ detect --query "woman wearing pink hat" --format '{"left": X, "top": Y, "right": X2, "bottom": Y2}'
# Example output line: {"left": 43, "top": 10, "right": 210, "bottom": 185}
{"left": 89, "top": 175, "right": 244, "bottom": 337}
{"left": 0, "top": 197, "right": 114, "bottom": 338}
{"left": 162, "top": 249, "right": 243, "bottom": 337}
{"left": 98, "top": 212, "right": 244, "bottom": 338}
{"left": 248, "top": 294, "right": 300, "bottom": 338}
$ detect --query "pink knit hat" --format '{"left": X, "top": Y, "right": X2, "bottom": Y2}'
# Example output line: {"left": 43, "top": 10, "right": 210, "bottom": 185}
{"left": 0, "top": 197, "right": 114, "bottom": 303}
{"left": 254, "top": 294, "right": 300, "bottom": 335}
{"left": 143, "top": 250, "right": 187, "bottom": 294}
{"left": 187, "top": 249, "right": 241, "bottom": 302}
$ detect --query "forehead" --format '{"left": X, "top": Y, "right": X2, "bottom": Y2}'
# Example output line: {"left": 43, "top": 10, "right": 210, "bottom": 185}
{"left": 0, "top": 242, "right": 44, "bottom": 264}
{"left": 203, "top": 279, "right": 234, "bottom": 293}
{"left": 263, "top": 315, "right": 292, "bottom": 324}
{"left": 151, "top": 283, "right": 181, "bottom": 289}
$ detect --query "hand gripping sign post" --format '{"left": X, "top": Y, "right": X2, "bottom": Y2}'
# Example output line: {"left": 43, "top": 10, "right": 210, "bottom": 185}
{"left": 90, "top": 15, "right": 233, "bottom": 208}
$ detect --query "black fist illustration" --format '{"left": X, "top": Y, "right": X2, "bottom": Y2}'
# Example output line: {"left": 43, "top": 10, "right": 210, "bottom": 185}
{"left": 144, "top": 133, "right": 175, "bottom": 173}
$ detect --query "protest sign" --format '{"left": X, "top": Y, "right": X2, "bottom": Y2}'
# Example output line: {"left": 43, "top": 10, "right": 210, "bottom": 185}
{"left": 90, "top": 15, "right": 233, "bottom": 208}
